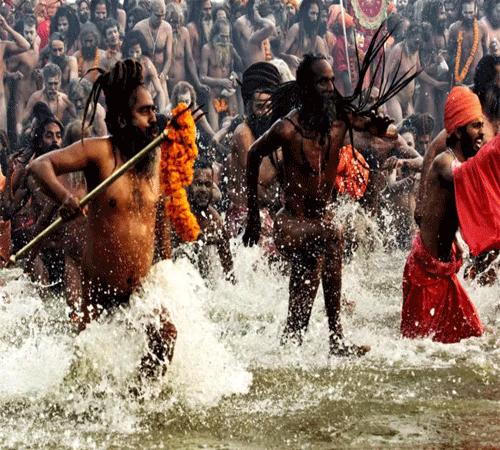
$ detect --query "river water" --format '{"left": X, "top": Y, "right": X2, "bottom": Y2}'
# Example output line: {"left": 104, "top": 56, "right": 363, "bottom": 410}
{"left": 1, "top": 225, "right": 500, "bottom": 449}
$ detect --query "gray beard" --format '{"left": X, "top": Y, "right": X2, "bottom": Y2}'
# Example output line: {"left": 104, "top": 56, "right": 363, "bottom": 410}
{"left": 202, "top": 19, "right": 212, "bottom": 42}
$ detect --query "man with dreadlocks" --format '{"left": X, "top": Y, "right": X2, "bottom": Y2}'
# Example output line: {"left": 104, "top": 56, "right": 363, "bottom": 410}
{"left": 226, "top": 62, "right": 281, "bottom": 244}
{"left": 28, "top": 59, "right": 177, "bottom": 377}
{"left": 243, "top": 53, "right": 404, "bottom": 356}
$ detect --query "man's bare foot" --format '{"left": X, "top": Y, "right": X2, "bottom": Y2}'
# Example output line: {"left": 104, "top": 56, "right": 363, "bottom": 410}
{"left": 330, "top": 339, "right": 370, "bottom": 357}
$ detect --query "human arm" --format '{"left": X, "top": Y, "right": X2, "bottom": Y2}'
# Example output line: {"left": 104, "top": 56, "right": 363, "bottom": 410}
{"left": 27, "top": 139, "right": 100, "bottom": 220}
{"left": 184, "top": 28, "right": 209, "bottom": 94}
{"left": 350, "top": 111, "right": 397, "bottom": 139}
{"left": 431, "top": 150, "right": 455, "bottom": 183}
{"left": 67, "top": 56, "right": 78, "bottom": 82}
{"left": 280, "top": 24, "right": 301, "bottom": 69}
{"left": 155, "top": 195, "right": 172, "bottom": 260}
{"left": 148, "top": 59, "right": 166, "bottom": 113}
{"left": 0, "top": 15, "right": 30, "bottom": 54}
{"left": 160, "top": 22, "right": 173, "bottom": 80}
{"left": 199, "top": 45, "right": 233, "bottom": 89}
{"left": 242, "top": 121, "right": 284, "bottom": 246}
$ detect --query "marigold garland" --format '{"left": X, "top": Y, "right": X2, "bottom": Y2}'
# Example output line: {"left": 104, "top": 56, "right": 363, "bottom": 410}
{"left": 160, "top": 102, "right": 200, "bottom": 242}
{"left": 454, "top": 18, "right": 479, "bottom": 84}
{"left": 335, "top": 145, "right": 370, "bottom": 199}
{"left": 78, "top": 51, "right": 100, "bottom": 80}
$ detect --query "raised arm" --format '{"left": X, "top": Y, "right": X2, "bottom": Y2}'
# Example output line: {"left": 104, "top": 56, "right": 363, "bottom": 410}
{"left": 0, "top": 15, "right": 30, "bottom": 55}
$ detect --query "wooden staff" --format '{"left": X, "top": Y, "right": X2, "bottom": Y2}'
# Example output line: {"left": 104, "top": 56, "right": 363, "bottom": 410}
{"left": 339, "top": 0, "right": 352, "bottom": 86}
{"left": 7, "top": 103, "right": 199, "bottom": 267}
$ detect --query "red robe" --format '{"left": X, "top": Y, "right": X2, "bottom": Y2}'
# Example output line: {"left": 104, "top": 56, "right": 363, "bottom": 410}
{"left": 454, "top": 133, "right": 500, "bottom": 256}
{"left": 401, "top": 233, "right": 484, "bottom": 343}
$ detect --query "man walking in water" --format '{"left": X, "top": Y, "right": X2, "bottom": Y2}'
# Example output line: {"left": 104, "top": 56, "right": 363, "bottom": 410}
{"left": 243, "top": 54, "right": 398, "bottom": 357}
{"left": 28, "top": 59, "right": 176, "bottom": 376}
{"left": 401, "top": 85, "right": 485, "bottom": 344}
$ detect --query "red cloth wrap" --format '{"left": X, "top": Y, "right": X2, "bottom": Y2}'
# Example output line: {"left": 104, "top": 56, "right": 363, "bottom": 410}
{"left": 401, "top": 233, "right": 484, "bottom": 343}
{"left": 454, "top": 133, "right": 500, "bottom": 256}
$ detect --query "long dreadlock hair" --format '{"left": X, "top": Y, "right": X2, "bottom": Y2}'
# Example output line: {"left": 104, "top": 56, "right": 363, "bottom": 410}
{"left": 82, "top": 59, "right": 145, "bottom": 140}
{"left": 269, "top": 25, "right": 421, "bottom": 160}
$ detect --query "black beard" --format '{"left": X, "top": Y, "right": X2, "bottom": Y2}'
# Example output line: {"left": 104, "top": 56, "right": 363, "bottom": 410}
{"left": 79, "top": 13, "right": 89, "bottom": 24}
{"left": 303, "top": 17, "right": 318, "bottom": 36}
{"left": 300, "top": 93, "right": 336, "bottom": 143}
{"left": 462, "top": 17, "right": 474, "bottom": 27}
{"left": 115, "top": 122, "right": 160, "bottom": 175}
{"left": 52, "top": 54, "right": 67, "bottom": 71}
{"left": 318, "top": 21, "right": 327, "bottom": 37}
{"left": 461, "top": 128, "right": 478, "bottom": 158}
{"left": 436, "top": 20, "right": 446, "bottom": 34}
{"left": 82, "top": 45, "right": 97, "bottom": 60}
{"left": 247, "top": 112, "right": 271, "bottom": 139}
{"left": 38, "top": 142, "right": 60, "bottom": 157}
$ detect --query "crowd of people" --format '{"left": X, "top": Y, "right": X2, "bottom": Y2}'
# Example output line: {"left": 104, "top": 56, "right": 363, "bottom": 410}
{"left": 1, "top": 0, "right": 500, "bottom": 374}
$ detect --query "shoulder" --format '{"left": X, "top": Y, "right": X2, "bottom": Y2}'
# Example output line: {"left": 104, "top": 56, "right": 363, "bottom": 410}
{"left": 478, "top": 20, "right": 489, "bottom": 34}
{"left": 134, "top": 19, "right": 147, "bottom": 30}
{"left": 431, "top": 149, "right": 453, "bottom": 173}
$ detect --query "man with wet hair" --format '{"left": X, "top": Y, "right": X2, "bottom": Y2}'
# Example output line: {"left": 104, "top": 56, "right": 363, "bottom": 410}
{"left": 226, "top": 62, "right": 281, "bottom": 242}
{"left": 77, "top": 0, "right": 91, "bottom": 25}
{"left": 28, "top": 59, "right": 177, "bottom": 377}
{"left": 243, "top": 54, "right": 400, "bottom": 356}
{"left": 48, "top": 5, "right": 80, "bottom": 55}
{"left": 401, "top": 86, "right": 485, "bottom": 343}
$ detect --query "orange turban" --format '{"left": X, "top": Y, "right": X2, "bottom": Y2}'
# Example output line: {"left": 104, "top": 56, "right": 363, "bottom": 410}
{"left": 444, "top": 86, "right": 482, "bottom": 134}
{"left": 328, "top": 5, "right": 354, "bottom": 30}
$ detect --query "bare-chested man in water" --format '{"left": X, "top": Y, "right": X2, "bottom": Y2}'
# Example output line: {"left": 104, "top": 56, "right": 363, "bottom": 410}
{"left": 200, "top": 18, "right": 244, "bottom": 131}
{"left": 0, "top": 13, "right": 31, "bottom": 131}
{"left": 243, "top": 55, "right": 398, "bottom": 356}
{"left": 385, "top": 22, "right": 448, "bottom": 125}
{"left": 6, "top": 14, "right": 39, "bottom": 134}
{"left": 448, "top": 0, "right": 488, "bottom": 86}
{"left": 29, "top": 59, "right": 177, "bottom": 377}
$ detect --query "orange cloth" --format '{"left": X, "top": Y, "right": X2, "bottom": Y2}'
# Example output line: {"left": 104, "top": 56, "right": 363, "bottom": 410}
{"left": 454, "top": 132, "right": 500, "bottom": 255}
{"left": 328, "top": 4, "right": 354, "bottom": 31}
{"left": 401, "top": 233, "right": 484, "bottom": 343}
{"left": 335, "top": 145, "right": 370, "bottom": 199}
{"left": 444, "top": 85, "right": 482, "bottom": 134}
{"left": 284, "top": 0, "right": 299, "bottom": 10}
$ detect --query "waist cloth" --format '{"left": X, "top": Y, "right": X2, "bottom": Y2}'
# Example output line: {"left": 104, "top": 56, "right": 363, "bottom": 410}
{"left": 401, "top": 232, "right": 484, "bottom": 343}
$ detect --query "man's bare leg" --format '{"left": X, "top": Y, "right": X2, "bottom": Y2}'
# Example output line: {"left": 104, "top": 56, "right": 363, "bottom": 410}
{"left": 281, "top": 257, "right": 322, "bottom": 345}
{"left": 323, "top": 230, "right": 370, "bottom": 357}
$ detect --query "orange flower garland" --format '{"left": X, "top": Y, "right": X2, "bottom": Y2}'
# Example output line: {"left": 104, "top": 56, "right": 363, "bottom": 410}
{"left": 335, "top": 145, "right": 370, "bottom": 199}
{"left": 160, "top": 103, "right": 200, "bottom": 242}
{"left": 454, "top": 19, "right": 479, "bottom": 84}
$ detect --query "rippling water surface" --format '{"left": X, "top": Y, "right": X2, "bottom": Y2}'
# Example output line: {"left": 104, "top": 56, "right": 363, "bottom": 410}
{"left": 1, "top": 230, "right": 500, "bottom": 449}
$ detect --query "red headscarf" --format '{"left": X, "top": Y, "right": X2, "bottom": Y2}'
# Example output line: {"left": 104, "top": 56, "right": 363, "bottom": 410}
{"left": 444, "top": 86, "right": 482, "bottom": 134}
